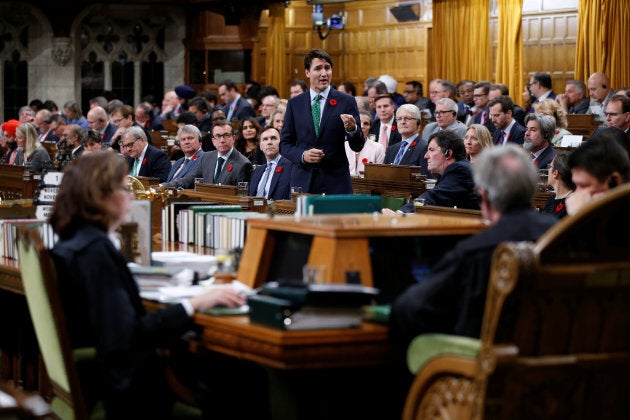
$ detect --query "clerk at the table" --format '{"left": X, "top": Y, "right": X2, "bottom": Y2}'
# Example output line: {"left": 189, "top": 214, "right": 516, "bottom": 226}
{"left": 49, "top": 152, "right": 245, "bottom": 418}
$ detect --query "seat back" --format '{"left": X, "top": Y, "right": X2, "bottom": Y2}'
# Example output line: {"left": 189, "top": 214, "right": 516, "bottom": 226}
{"left": 477, "top": 184, "right": 630, "bottom": 418}
{"left": 17, "top": 225, "right": 88, "bottom": 420}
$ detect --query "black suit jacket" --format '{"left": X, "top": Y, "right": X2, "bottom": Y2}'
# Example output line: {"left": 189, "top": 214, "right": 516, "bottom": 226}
{"left": 492, "top": 122, "right": 526, "bottom": 145}
{"left": 369, "top": 119, "right": 402, "bottom": 148}
{"left": 389, "top": 209, "right": 557, "bottom": 348}
{"left": 248, "top": 156, "right": 294, "bottom": 200}
{"left": 568, "top": 98, "right": 591, "bottom": 115}
{"left": 533, "top": 145, "right": 557, "bottom": 170}
{"left": 399, "top": 160, "right": 480, "bottom": 213}
{"left": 224, "top": 96, "right": 256, "bottom": 122}
{"left": 383, "top": 136, "right": 430, "bottom": 177}
{"left": 102, "top": 123, "right": 117, "bottom": 146}
{"left": 167, "top": 148, "right": 252, "bottom": 189}
{"left": 127, "top": 144, "right": 172, "bottom": 182}
{"left": 281, "top": 88, "right": 364, "bottom": 194}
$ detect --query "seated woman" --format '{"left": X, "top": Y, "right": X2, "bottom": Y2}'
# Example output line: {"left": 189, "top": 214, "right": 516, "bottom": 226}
{"left": 464, "top": 124, "right": 493, "bottom": 163}
{"left": 533, "top": 99, "right": 572, "bottom": 146}
{"left": 270, "top": 107, "right": 285, "bottom": 132}
{"left": 234, "top": 117, "right": 264, "bottom": 165}
{"left": 16, "top": 122, "right": 51, "bottom": 172}
{"left": 49, "top": 152, "right": 246, "bottom": 418}
{"left": 81, "top": 129, "right": 108, "bottom": 155}
{"left": 542, "top": 152, "right": 575, "bottom": 219}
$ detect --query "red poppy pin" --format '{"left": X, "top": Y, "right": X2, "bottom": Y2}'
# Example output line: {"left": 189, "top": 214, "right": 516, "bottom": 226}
{"left": 555, "top": 129, "right": 560, "bottom": 135}
{"left": 275, "top": 166, "right": 283, "bottom": 173}
{"left": 533, "top": 161, "right": 539, "bottom": 166}
{"left": 555, "top": 202, "right": 564, "bottom": 213}
{"left": 391, "top": 125, "right": 396, "bottom": 131}
{"left": 234, "top": 106, "right": 238, "bottom": 111}
{"left": 409, "top": 141, "right": 417, "bottom": 148}
{"left": 507, "top": 133, "right": 511, "bottom": 140}
{"left": 192, "top": 154, "right": 198, "bottom": 161}
{"left": 227, "top": 165, "right": 233, "bottom": 172}
{"left": 329, "top": 99, "right": 337, "bottom": 106}
{"left": 142, "top": 158, "right": 147, "bottom": 165}
{"left": 362, "top": 158, "right": 368, "bottom": 164}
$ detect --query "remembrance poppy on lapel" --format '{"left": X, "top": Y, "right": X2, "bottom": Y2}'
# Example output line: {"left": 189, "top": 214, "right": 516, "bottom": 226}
{"left": 192, "top": 154, "right": 198, "bottom": 160}
{"left": 362, "top": 158, "right": 368, "bottom": 164}
{"left": 234, "top": 106, "right": 238, "bottom": 111}
{"left": 555, "top": 202, "right": 564, "bottom": 213}
{"left": 142, "top": 158, "right": 147, "bottom": 165}
{"left": 227, "top": 165, "right": 233, "bottom": 172}
{"left": 533, "top": 161, "right": 538, "bottom": 166}
{"left": 329, "top": 99, "right": 337, "bottom": 106}
{"left": 391, "top": 125, "right": 396, "bottom": 131}
{"left": 275, "top": 166, "right": 283, "bottom": 173}
{"left": 507, "top": 133, "right": 511, "bottom": 141}
{"left": 409, "top": 141, "right": 417, "bottom": 148}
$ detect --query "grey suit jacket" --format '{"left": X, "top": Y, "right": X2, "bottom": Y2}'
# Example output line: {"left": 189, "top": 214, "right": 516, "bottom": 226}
{"left": 422, "top": 120, "right": 468, "bottom": 141}
{"left": 27, "top": 146, "right": 52, "bottom": 173}
{"left": 165, "top": 148, "right": 252, "bottom": 189}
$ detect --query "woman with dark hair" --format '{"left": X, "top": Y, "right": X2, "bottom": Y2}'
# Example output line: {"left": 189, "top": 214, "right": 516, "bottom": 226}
{"left": 49, "top": 152, "right": 245, "bottom": 418}
{"left": 542, "top": 152, "right": 575, "bottom": 218}
{"left": 234, "top": 117, "right": 264, "bottom": 165}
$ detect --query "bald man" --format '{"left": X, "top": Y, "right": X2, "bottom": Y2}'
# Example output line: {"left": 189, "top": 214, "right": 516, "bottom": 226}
{"left": 587, "top": 72, "right": 615, "bottom": 121}
{"left": 87, "top": 106, "right": 116, "bottom": 146}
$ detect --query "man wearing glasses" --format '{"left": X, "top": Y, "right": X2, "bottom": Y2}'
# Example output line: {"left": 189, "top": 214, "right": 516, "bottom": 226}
{"left": 528, "top": 72, "right": 557, "bottom": 112}
{"left": 162, "top": 120, "right": 252, "bottom": 189}
{"left": 122, "top": 126, "right": 171, "bottom": 183}
{"left": 421, "top": 98, "right": 468, "bottom": 141}
{"left": 383, "top": 104, "right": 430, "bottom": 177}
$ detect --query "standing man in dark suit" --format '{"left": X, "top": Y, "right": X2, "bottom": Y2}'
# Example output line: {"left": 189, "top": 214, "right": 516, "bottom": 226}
{"left": 218, "top": 80, "right": 256, "bottom": 122}
{"left": 488, "top": 96, "right": 526, "bottom": 145}
{"left": 249, "top": 126, "right": 294, "bottom": 200}
{"left": 280, "top": 49, "right": 364, "bottom": 194}
{"left": 123, "top": 126, "right": 171, "bottom": 182}
{"left": 384, "top": 104, "right": 430, "bottom": 177}
{"left": 369, "top": 94, "right": 401, "bottom": 149}
{"left": 163, "top": 120, "right": 252, "bottom": 189}
{"left": 524, "top": 113, "right": 557, "bottom": 170}
{"left": 166, "top": 125, "right": 204, "bottom": 182}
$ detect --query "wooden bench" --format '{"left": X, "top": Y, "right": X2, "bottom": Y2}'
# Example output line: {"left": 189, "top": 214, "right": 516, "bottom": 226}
{"left": 403, "top": 184, "right": 630, "bottom": 419}
{"left": 0, "top": 165, "right": 40, "bottom": 200}
{"left": 566, "top": 114, "right": 601, "bottom": 139}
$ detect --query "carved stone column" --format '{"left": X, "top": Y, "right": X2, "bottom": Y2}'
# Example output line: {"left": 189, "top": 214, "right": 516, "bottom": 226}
{"left": 51, "top": 37, "right": 72, "bottom": 66}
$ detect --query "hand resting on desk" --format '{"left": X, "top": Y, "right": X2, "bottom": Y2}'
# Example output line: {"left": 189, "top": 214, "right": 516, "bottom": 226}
{"left": 189, "top": 284, "right": 246, "bottom": 312}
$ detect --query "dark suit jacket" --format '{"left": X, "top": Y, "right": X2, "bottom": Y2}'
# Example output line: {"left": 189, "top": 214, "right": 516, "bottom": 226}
{"left": 51, "top": 223, "right": 192, "bottom": 417}
{"left": 281, "top": 89, "right": 364, "bottom": 194}
{"left": 399, "top": 160, "right": 480, "bottom": 213}
{"left": 102, "top": 123, "right": 117, "bottom": 146}
{"left": 166, "top": 149, "right": 204, "bottom": 182}
{"left": 513, "top": 105, "right": 527, "bottom": 127}
{"left": 128, "top": 144, "right": 172, "bottom": 183}
{"left": 39, "top": 129, "right": 59, "bottom": 143}
{"left": 369, "top": 119, "right": 402, "bottom": 148}
{"left": 492, "top": 121, "right": 526, "bottom": 145}
{"left": 248, "top": 156, "right": 294, "bottom": 200}
{"left": 383, "top": 136, "right": 430, "bottom": 177}
{"left": 568, "top": 98, "right": 591, "bottom": 115}
{"left": 167, "top": 148, "right": 252, "bottom": 189}
{"left": 72, "top": 145, "right": 84, "bottom": 160}
{"left": 389, "top": 209, "right": 557, "bottom": 348}
{"left": 530, "top": 91, "right": 557, "bottom": 112}
{"left": 533, "top": 145, "right": 557, "bottom": 170}
{"left": 473, "top": 108, "right": 497, "bottom": 135}
{"left": 223, "top": 96, "right": 256, "bottom": 122}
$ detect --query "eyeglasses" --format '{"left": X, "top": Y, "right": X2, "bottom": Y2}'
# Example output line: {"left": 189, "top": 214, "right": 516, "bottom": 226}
{"left": 121, "top": 139, "right": 139, "bottom": 149}
{"left": 473, "top": 94, "right": 487, "bottom": 98}
{"left": 434, "top": 111, "right": 455, "bottom": 117}
{"left": 429, "top": 90, "right": 445, "bottom": 95}
{"left": 213, "top": 133, "right": 233, "bottom": 140}
{"left": 395, "top": 117, "right": 416, "bottom": 122}
{"left": 112, "top": 117, "right": 124, "bottom": 125}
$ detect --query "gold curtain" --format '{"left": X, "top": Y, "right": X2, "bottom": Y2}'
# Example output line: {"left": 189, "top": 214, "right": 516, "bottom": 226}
{"left": 575, "top": 0, "right": 630, "bottom": 88}
{"left": 265, "top": 3, "right": 287, "bottom": 98}
{"left": 495, "top": 0, "right": 524, "bottom": 107}
{"left": 432, "top": 0, "right": 490, "bottom": 83}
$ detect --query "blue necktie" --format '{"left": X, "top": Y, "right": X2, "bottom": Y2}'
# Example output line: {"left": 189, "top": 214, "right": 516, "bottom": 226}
{"left": 393, "top": 141, "right": 409, "bottom": 165}
{"left": 172, "top": 158, "right": 190, "bottom": 179}
{"left": 256, "top": 163, "right": 273, "bottom": 197}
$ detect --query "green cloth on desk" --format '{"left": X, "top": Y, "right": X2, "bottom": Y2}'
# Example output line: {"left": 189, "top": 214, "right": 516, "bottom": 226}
{"left": 407, "top": 333, "right": 480, "bottom": 374}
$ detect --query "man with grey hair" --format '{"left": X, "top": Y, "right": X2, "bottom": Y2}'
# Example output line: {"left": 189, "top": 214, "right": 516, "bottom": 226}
{"left": 122, "top": 125, "right": 171, "bottom": 182}
{"left": 384, "top": 104, "right": 429, "bottom": 172}
{"left": 390, "top": 144, "right": 557, "bottom": 349}
{"left": 421, "top": 98, "right": 468, "bottom": 140}
{"left": 166, "top": 124, "right": 204, "bottom": 182}
{"left": 556, "top": 80, "right": 590, "bottom": 115}
{"left": 524, "top": 113, "right": 557, "bottom": 170}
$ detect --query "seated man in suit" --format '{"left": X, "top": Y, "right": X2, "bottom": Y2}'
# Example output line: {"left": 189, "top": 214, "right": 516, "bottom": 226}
{"left": 218, "top": 79, "right": 256, "bottom": 122}
{"left": 524, "top": 113, "right": 557, "bottom": 170}
{"left": 385, "top": 130, "right": 480, "bottom": 214}
{"left": 63, "top": 124, "right": 85, "bottom": 160}
{"left": 87, "top": 106, "right": 116, "bottom": 147}
{"left": 390, "top": 144, "right": 557, "bottom": 350}
{"left": 488, "top": 96, "right": 526, "bottom": 145}
{"left": 166, "top": 124, "right": 204, "bottom": 182}
{"left": 421, "top": 98, "right": 468, "bottom": 141}
{"left": 528, "top": 72, "right": 557, "bottom": 112}
{"left": 163, "top": 120, "right": 252, "bottom": 189}
{"left": 488, "top": 83, "right": 527, "bottom": 127}
{"left": 123, "top": 126, "right": 171, "bottom": 183}
{"left": 248, "top": 126, "right": 293, "bottom": 200}
{"left": 556, "top": 79, "right": 591, "bottom": 115}
{"left": 383, "top": 104, "right": 429, "bottom": 177}
{"left": 368, "top": 94, "right": 400, "bottom": 149}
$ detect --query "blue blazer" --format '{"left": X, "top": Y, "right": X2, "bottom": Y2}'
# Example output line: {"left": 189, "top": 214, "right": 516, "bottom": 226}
{"left": 166, "top": 149, "right": 204, "bottom": 182}
{"left": 223, "top": 96, "right": 256, "bottom": 122}
{"left": 248, "top": 156, "right": 294, "bottom": 200}
{"left": 280, "top": 89, "right": 364, "bottom": 194}
{"left": 166, "top": 148, "right": 252, "bottom": 189}
{"left": 102, "top": 123, "right": 117, "bottom": 146}
{"left": 400, "top": 160, "right": 480, "bottom": 213}
{"left": 534, "top": 145, "right": 557, "bottom": 170}
{"left": 492, "top": 122, "right": 526, "bottom": 145}
{"left": 384, "top": 136, "right": 431, "bottom": 178}
{"left": 127, "top": 144, "right": 172, "bottom": 183}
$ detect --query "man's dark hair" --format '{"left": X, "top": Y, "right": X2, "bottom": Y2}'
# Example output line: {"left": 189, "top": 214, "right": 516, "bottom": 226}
{"left": 370, "top": 81, "right": 388, "bottom": 95}
{"left": 490, "top": 83, "right": 509, "bottom": 96}
{"left": 439, "top": 80, "right": 457, "bottom": 98}
{"left": 176, "top": 111, "right": 198, "bottom": 125}
{"left": 589, "top": 126, "right": 630, "bottom": 157}
{"left": 339, "top": 81, "right": 357, "bottom": 96}
{"left": 219, "top": 80, "right": 238, "bottom": 91}
{"left": 50, "top": 114, "right": 66, "bottom": 125}
{"left": 290, "top": 80, "right": 307, "bottom": 91}
{"left": 532, "top": 72, "right": 553, "bottom": 90}
{"left": 473, "top": 81, "right": 492, "bottom": 94}
{"left": 609, "top": 94, "right": 630, "bottom": 114}
{"left": 188, "top": 97, "right": 209, "bottom": 113}
{"left": 304, "top": 49, "right": 333, "bottom": 70}
{"left": 406, "top": 81, "right": 424, "bottom": 97}
{"left": 29, "top": 99, "right": 44, "bottom": 111}
{"left": 488, "top": 95, "right": 515, "bottom": 113}
{"left": 42, "top": 100, "right": 59, "bottom": 112}
{"left": 568, "top": 138, "right": 630, "bottom": 184}
{"left": 258, "top": 85, "right": 279, "bottom": 101}
{"left": 429, "top": 130, "right": 466, "bottom": 161}
{"left": 374, "top": 94, "right": 394, "bottom": 106}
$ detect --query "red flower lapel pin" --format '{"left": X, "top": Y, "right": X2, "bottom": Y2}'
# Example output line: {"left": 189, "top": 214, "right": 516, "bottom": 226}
{"left": 142, "top": 158, "right": 147, "bottom": 165}
{"left": 227, "top": 165, "right": 233, "bottom": 172}
{"left": 391, "top": 125, "right": 396, "bottom": 131}
{"left": 192, "top": 154, "right": 199, "bottom": 161}
{"left": 275, "top": 166, "right": 283, "bottom": 173}
{"left": 362, "top": 157, "right": 368, "bottom": 164}
{"left": 329, "top": 99, "right": 337, "bottom": 106}
{"left": 555, "top": 202, "right": 564, "bottom": 213}
{"left": 409, "top": 141, "right": 417, "bottom": 148}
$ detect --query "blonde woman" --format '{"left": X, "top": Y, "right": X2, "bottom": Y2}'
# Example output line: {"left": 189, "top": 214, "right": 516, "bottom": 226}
{"left": 15, "top": 122, "right": 51, "bottom": 172}
{"left": 464, "top": 124, "right": 493, "bottom": 163}
{"left": 533, "top": 99, "right": 572, "bottom": 146}
{"left": 270, "top": 108, "right": 285, "bottom": 132}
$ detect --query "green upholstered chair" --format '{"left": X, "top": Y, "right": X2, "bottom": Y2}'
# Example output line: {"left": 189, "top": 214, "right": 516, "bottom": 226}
{"left": 17, "top": 225, "right": 101, "bottom": 420}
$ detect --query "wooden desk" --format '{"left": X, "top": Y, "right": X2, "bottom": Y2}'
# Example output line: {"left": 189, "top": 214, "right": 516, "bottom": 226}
{"left": 0, "top": 165, "right": 40, "bottom": 201}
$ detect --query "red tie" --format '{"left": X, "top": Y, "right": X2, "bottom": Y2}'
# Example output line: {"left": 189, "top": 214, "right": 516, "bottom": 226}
{"left": 379, "top": 124, "right": 388, "bottom": 148}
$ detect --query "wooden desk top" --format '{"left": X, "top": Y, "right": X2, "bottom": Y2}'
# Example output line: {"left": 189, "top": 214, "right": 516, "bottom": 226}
{"left": 191, "top": 313, "right": 392, "bottom": 370}
{"left": 247, "top": 213, "right": 486, "bottom": 238}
